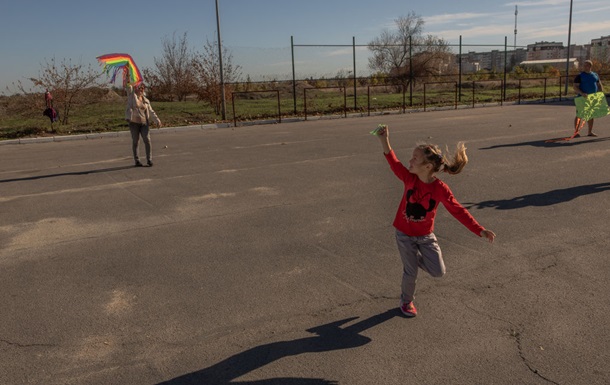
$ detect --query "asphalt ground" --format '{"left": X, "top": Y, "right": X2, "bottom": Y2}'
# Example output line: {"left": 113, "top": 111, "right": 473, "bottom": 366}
{"left": 1, "top": 102, "right": 609, "bottom": 385}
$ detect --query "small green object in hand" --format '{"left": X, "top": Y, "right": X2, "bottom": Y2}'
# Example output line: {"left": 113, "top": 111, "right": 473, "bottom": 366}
{"left": 370, "top": 124, "right": 387, "bottom": 135}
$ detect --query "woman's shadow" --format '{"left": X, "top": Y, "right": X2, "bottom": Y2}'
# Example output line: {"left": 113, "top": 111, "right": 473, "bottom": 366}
{"left": 0, "top": 166, "right": 134, "bottom": 183}
{"left": 156, "top": 308, "right": 401, "bottom": 385}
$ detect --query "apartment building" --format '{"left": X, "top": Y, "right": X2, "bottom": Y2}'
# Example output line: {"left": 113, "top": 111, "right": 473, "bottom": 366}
{"left": 457, "top": 39, "right": 600, "bottom": 73}
{"left": 526, "top": 41, "right": 564, "bottom": 60}
{"left": 589, "top": 35, "right": 610, "bottom": 62}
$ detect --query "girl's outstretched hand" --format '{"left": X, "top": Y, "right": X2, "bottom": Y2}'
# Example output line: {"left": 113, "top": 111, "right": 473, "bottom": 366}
{"left": 481, "top": 229, "right": 496, "bottom": 243}
{"left": 375, "top": 125, "right": 392, "bottom": 154}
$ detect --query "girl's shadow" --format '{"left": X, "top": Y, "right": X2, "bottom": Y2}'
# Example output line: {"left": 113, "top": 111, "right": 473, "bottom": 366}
{"left": 156, "top": 308, "right": 401, "bottom": 385}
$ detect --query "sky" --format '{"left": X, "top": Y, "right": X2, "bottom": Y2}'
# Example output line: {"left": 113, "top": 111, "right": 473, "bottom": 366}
{"left": 1, "top": 0, "right": 609, "bottom": 94}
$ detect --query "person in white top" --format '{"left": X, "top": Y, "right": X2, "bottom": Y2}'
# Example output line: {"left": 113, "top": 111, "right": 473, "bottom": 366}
{"left": 125, "top": 83, "right": 162, "bottom": 166}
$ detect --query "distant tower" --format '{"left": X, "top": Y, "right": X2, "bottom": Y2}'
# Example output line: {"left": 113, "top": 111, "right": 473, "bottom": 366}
{"left": 514, "top": 5, "right": 518, "bottom": 50}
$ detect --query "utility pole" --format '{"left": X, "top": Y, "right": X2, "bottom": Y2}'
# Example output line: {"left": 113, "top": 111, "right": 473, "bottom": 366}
{"left": 215, "top": 0, "right": 226, "bottom": 120}
{"left": 564, "top": 0, "right": 574, "bottom": 96}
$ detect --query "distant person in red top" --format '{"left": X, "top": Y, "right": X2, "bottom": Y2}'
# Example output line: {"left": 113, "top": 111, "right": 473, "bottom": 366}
{"left": 375, "top": 125, "right": 495, "bottom": 317}
{"left": 44, "top": 90, "right": 53, "bottom": 108}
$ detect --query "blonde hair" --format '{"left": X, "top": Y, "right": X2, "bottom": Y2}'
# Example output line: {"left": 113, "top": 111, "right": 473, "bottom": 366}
{"left": 417, "top": 142, "right": 468, "bottom": 175}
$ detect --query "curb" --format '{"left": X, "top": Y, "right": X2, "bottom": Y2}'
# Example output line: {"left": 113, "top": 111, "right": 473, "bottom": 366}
{"left": 0, "top": 98, "right": 579, "bottom": 146}
{"left": 0, "top": 123, "right": 231, "bottom": 146}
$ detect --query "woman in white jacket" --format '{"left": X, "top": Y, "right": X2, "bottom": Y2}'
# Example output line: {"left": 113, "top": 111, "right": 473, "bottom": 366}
{"left": 125, "top": 84, "right": 162, "bottom": 167}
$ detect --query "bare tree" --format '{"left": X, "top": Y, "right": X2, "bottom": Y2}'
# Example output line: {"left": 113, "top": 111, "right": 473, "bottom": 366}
{"left": 368, "top": 12, "right": 452, "bottom": 84}
{"left": 140, "top": 67, "right": 165, "bottom": 101}
{"left": 25, "top": 57, "right": 101, "bottom": 124}
{"left": 191, "top": 39, "right": 242, "bottom": 116}
{"left": 151, "top": 32, "right": 195, "bottom": 101}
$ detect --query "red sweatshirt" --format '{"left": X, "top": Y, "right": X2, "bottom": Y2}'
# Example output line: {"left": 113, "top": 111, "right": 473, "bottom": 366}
{"left": 385, "top": 150, "right": 484, "bottom": 237}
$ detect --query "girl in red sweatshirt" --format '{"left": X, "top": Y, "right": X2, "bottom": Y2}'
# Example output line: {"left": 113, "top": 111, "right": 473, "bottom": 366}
{"left": 375, "top": 125, "right": 495, "bottom": 317}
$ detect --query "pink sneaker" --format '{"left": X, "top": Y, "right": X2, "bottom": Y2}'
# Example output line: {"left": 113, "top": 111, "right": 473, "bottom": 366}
{"left": 400, "top": 300, "right": 417, "bottom": 317}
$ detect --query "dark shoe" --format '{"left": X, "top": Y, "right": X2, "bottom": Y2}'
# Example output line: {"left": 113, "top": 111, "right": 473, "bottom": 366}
{"left": 135, "top": 161, "right": 143, "bottom": 167}
{"left": 147, "top": 160, "right": 153, "bottom": 167}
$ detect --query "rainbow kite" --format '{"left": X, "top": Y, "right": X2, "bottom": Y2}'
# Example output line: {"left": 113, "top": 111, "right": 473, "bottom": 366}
{"left": 96, "top": 53, "right": 143, "bottom": 87}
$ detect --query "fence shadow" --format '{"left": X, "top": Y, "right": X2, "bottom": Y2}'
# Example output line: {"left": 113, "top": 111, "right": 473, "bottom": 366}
{"left": 156, "top": 308, "right": 401, "bottom": 385}
{"left": 465, "top": 182, "right": 610, "bottom": 210}
{"left": 0, "top": 166, "right": 135, "bottom": 183}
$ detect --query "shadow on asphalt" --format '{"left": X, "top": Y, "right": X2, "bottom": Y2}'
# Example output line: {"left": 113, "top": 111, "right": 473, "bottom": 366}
{"left": 0, "top": 166, "right": 135, "bottom": 183}
{"left": 156, "top": 308, "right": 402, "bottom": 385}
{"left": 479, "top": 136, "right": 610, "bottom": 150}
{"left": 465, "top": 182, "right": 610, "bottom": 210}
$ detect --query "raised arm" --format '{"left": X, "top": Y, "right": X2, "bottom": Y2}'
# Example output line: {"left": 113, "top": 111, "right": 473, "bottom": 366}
{"left": 376, "top": 125, "right": 392, "bottom": 154}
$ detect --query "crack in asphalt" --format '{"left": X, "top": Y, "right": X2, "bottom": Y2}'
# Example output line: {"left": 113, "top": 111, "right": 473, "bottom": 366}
{"left": 464, "top": 304, "right": 561, "bottom": 385}
{"left": 509, "top": 329, "right": 560, "bottom": 385}
{"left": 0, "top": 338, "right": 55, "bottom": 348}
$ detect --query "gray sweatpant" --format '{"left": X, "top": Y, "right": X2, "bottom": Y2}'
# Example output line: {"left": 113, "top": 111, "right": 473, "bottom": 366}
{"left": 129, "top": 122, "right": 152, "bottom": 162}
{"left": 395, "top": 230, "right": 446, "bottom": 303}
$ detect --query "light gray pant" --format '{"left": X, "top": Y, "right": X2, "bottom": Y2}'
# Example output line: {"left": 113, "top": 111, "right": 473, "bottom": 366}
{"left": 129, "top": 122, "right": 151, "bottom": 162}
{"left": 395, "top": 230, "right": 446, "bottom": 303}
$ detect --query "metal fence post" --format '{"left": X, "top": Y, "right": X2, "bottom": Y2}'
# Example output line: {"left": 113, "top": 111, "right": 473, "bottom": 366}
{"left": 343, "top": 87, "right": 347, "bottom": 117}
{"left": 472, "top": 81, "right": 475, "bottom": 108}
{"left": 231, "top": 92, "right": 236, "bottom": 127}
{"left": 291, "top": 36, "right": 297, "bottom": 114}
{"left": 409, "top": 36, "right": 413, "bottom": 107}
{"left": 353, "top": 36, "right": 357, "bottom": 111}
{"left": 459, "top": 35, "right": 463, "bottom": 102}
{"left": 276, "top": 90, "right": 281, "bottom": 123}
{"left": 367, "top": 86, "right": 371, "bottom": 116}
{"left": 304, "top": 88, "right": 308, "bottom": 121}
{"left": 423, "top": 83, "right": 427, "bottom": 112}
{"left": 543, "top": 78, "right": 547, "bottom": 102}
{"left": 503, "top": 36, "right": 508, "bottom": 102}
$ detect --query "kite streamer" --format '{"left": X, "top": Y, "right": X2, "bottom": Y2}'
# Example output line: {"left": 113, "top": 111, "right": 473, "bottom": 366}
{"left": 96, "top": 53, "right": 143, "bottom": 87}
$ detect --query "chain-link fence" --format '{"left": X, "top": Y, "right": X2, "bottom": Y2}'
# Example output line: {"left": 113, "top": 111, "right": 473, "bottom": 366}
{"left": 226, "top": 36, "right": 600, "bottom": 126}
{"left": 228, "top": 74, "right": 587, "bottom": 127}
{"left": 2, "top": 37, "right": 603, "bottom": 137}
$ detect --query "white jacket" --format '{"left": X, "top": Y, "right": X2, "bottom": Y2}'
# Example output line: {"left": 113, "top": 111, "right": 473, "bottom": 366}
{"left": 125, "top": 86, "right": 160, "bottom": 126}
